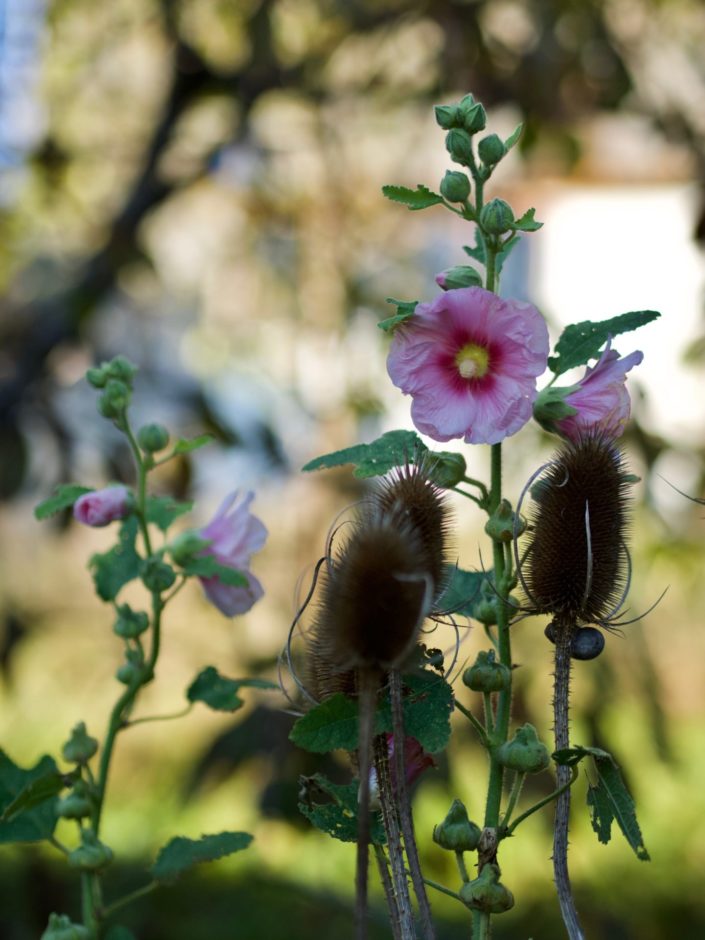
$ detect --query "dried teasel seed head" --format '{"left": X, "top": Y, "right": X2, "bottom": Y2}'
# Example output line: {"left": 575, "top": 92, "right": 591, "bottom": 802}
{"left": 524, "top": 435, "right": 632, "bottom": 623}
{"left": 372, "top": 461, "right": 451, "bottom": 600}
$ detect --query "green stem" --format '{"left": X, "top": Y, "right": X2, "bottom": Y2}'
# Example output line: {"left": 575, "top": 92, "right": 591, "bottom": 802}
{"left": 103, "top": 881, "right": 158, "bottom": 917}
{"left": 481, "top": 692, "right": 494, "bottom": 735}
{"left": 503, "top": 766, "right": 579, "bottom": 837}
{"left": 500, "top": 772, "right": 525, "bottom": 828}
{"left": 49, "top": 835, "right": 70, "bottom": 855}
{"left": 124, "top": 703, "right": 193, "bottom": 729}
{"left": 455, "top": 700, "right": 490, "bottom": 747}
{"left": 478, "top": 912, "right": 491, "bottom": 940}
{"left": 455, "top": 851, "right": 470, "bottom": 884}
{"left": 462, "top": 476, "right": 489, "bottom": 500}
{"left": 422, "top": 878, "right": 462, "bottom": 903}
{"left": 81, "top": 872, "right": 99, "bottom": 937}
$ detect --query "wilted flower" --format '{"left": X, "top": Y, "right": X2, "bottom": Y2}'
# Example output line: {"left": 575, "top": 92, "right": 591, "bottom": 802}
{"left": 73, "top": 486, "right": 131, "bottom": 527}
{"left": 198, "top": 491, "right": 267, "bottom": 616}
{"left": 370, "top": 733, "right": 434, "bottom": 805}
{"left": 387, "top": 287, "right": 549, "bottom": 445}
{"left": 534, "top": 340, "right": 643, "bottom": 442}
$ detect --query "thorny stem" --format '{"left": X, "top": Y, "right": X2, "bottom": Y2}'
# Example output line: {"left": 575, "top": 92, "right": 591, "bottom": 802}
{"left": 355, "top": 668, "right": 379, "bottom": 940}
{"left": 374, "top": 736, "right": 416, "bottom": 940}
{"left": 390, "top": 669, "right": 436, "bottom": 940}
{"left": 374, "top": 845, "right": 403, "bottom": 940}
{"left": 553, "top": 617, "right": 585, "bottom": 940}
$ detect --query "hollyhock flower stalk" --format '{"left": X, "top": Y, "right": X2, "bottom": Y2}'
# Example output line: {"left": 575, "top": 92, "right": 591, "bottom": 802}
{"left": 387, "top": 287, "right": 549, "bottom": 445}
{"left": 534, "top": 340, "right": 643, "bottom": 442}
{"left": 198, "top": 490, "right": 267, "bottom": 616}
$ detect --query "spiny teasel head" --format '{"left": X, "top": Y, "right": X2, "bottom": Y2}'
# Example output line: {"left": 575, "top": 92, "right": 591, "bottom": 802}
{"left": 523, "top": 434, "right": 633, "bottom": 624}
{"left": 305, "top": 463, "right": 450, "bottom": 683}
{"left": 371, "top": 461, "right": 451, "bottom": 602}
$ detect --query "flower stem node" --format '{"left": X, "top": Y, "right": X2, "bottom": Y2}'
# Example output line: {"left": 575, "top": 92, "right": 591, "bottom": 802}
{"left": 432, "top": 799, "right": 481, "bottom": 852}
{"left": 67, "top": 831, "right": 113, "bottom": 872}
{"left": 497, "top": 723, "right": 550, "bottom": 774}
{"left": 445, "top": 128, "right": 474, "bottom": 166}
{"left": 478, "top": 134, "right": 507, "bottom": 166}
{"left": 113, "top": 604, "right": 150, "bottom": 640}
{"left": 462, "top": 650, "right": 511, "bottom": 693}
{"left": 137, "top": 423, "right": 170, "bottom": 453}
{"left": 484, "top": 498, "right": 525, "bottom": 543}
{"left": 140, "top": 556, "right": 177, "bottom": 593}
{"left": 41, "top": 914, "right": 92, "bottom": 940}
{"left": 61, "top": 723, "right": 98, "bottom": 765}
{"left": 479, "top": 198, "right": 515, "bottom": 236}
{"left": 459, "top": 863, "right": 515, "bottom": 914}
{"left": 440, "top": 170, "right": 471, "bottom": 203}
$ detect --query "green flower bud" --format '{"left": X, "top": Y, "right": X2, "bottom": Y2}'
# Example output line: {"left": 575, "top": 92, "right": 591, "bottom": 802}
{"left": 62, "top": 723, "right": 98, "bottom": 765}
{"left": 532, "top": 384, "right": 579, "bottom": 434}
{"left": 137, "top": 423, "right": 170, "bottom": 453}
{"left": 140, "top": 556, "right": 176, "bottom": 593}
{"left": 56, "top": 790, "right": 92, "bottom": 821}
{"left": 436, "top": 265, "right": 483, "bottom": 290}
{"left": 462, "top": 650, "right": 511, "bottom": 693}
{"left": 104, "top": 355, "right": 138, "bottom": 386}
{"left": 458, "top": 97, "right": 487, "bottom": 134}
{"left": 41, "top": 914, "right": 92, "bottom": 940}
{"left": 67, "top": 831, "right": 113, "bottom": 872}
{"left": 459, "top": 863, "right": 514, "bottom": 914}
{"left": 433, "top": 799, "right": 481, "bottom": 852}
{"left": 426, "top": 452, "right": 467, "bottom": 489}
{"left": 440, "top": 170, "right": 471, "bottom": 203}
{"left": 497, "top": 723, "right": 550, "bottom": 774}
{"left": 434, "top": 104, "right": 460, "bottom": 130}
{"left": 113, "top": 604, "right": 150, "bottom": 639}
{"left": 484, "top": 498, "right": 525, "bottom": 543}
{"left": 116, "top": 648, "right": 145, "bottom": 686}
{"left": 169, "top": 531, "right": 211, "bottom": 566}
{"left": 478, "top": 133, "right": 507, "bottom": 166}
{"left": 86, "top": 367, "right": 108, "bottom": 389}
{"left": 479, "top": 198, "right": 515, "bottom": 236}
{"left": 97, "top": 379, "right": 131, "bottom": 420}
{"left": 445, "top": 128, "right": 474, "bottom": 166}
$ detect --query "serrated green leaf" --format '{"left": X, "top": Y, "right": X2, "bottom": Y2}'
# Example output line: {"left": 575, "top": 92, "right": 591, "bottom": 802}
{"left": 34, "top": 485, "right": 93, "bottom": 521}
{"left": 172, "top": 435, "right": 213, "bottom": 456}
{"left": 89, "top": 516, "right": 141, "bottom": 602}
{"left": 505, "top": 123, "right": 524, "bottom": 151}
{"left": 0, "top": 752, "right": 60, "bottom": 844}
{"left": 591, "top": 752, "right": 649, "bottom": 860}
{"left": 1, "top": 767, "right": 72, "bottom": 822}
{"left": 463, "top": 231, "right": 486, "bottom": 265}
{"left": 496, "top": 234, "right": 521, "bottom": 274}
{"left": 151, "top": 831, "right": 253, "bottom": 883}
{"left": 378, "top": 297, "right": 418, "bottom": 333}
{"left": 298, "top": 774, "right": 386, "bottom": 845}
{"left": 552, "top": 744, "right": 612, "bottom": 767}
{"left": 382, "top": 184, "right": 443, "bottom": 211}
{"left": 180, "top": 556, "right": 248, "bottom": 586}
{"left": 290, "top": 693, "right": 360, "bottom": 753}
{"left": 187, "top": 667, "right": 277, "bottom": 712}
{"left": 548, "top": 311, "right": 660, "bottom": 376}
{"left": 303, "top": 430, "right": 427, "bottom": 480}
{"left": 144, "top": 496, "right": 193, "bottom": 532}
{"left": 587, "top": 778, "right": 615, "bottom": 845}
{"left": 512, "top": 207, "right": 542, "bottom": 232}
{"left": 436, "top": 566, "right": 491, "bottom": 619}
{"left": 378, "top": 670, "right": 454, "bottom": 754}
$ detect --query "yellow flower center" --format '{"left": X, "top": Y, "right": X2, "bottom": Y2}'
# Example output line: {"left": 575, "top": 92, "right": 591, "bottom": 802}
{"left": 455, "top": 343, "right": 490, "bottom": 380}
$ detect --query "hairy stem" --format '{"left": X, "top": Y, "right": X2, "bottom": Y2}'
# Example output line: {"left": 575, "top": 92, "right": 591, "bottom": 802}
{"left": 355, "top": 667, "right": 379, "bottom": 940}
{"left": 390, "top": 669, "right": 435, "bottom": 940}
{"left": 553, "top": 618, "right": 585, "bottom": 940}
{"left": 374, "top": 845, "right": 403, "bottom": 940}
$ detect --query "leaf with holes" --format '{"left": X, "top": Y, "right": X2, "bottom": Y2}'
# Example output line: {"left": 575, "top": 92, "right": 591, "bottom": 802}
{"left": 152, "top": 832, "right": 253, "bottom": 883}
{"left": 548, "top": 311, "right": 660, "bottom": 376}
{"left": 303, "top": 430, "right": 427, "bottom": 479}
{"left": 298, "top": 774, "right": 386, "bottom": 844}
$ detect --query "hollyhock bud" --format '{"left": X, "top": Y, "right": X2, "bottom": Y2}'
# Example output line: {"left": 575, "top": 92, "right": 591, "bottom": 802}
{"left": 480, "top": 198, "right": 514, "bottom": 235}
{"left": 445, "top": 128, "right": 474, "bottom": 165}
{"left": 137, "top": 423, "right": 170, "bottom": 453}
{"left": 462, "top": 650, "right": 511, "bottom": 693}
{"left": 534, "top": 340, "right": 643, "bottom": 442}
{"left": 435, "top": 265, "right": 483, "bottom": 291}
{"left": 459, "top": 864, "right": 514, "bottom": 913}
{"left": 440, "top": 170, "right": 471, "bottom": 203}
{"left": 434, "top": 103, "right": 460, "bottom": 130}
{"left": 478, "top": 133, "right": 507, "bottom": 166}
{"left": 497, "top": 723, "right": 550, "bottom": 774}
{"left": 433, "top": 799, "right": 481, "bottom": 852}
{"left": 73, "top": 486, "right": 131, "bottom": 527}
{"left": 41, "top": 914, "right": 91, "bottom": 940}
{"left": 197, "top": 491, "right": 267, "bottom": 617}
{"left": 62, "top": 723, "right": 98, "bottom": 765}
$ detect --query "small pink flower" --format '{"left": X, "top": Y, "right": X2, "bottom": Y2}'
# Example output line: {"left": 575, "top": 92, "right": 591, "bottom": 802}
{"left": 198, "top": 490, "right": 267, "bottom": 617}
{"left": 370, "top": 734, "right": 434, "bottom": 804}
{"left": 554, "top": 341, "right": 643, "bottom": 442}
{"left": 387, "top": 287, "right": 549, "bottom": 445}
{"left": 73, "top": 486, "right": 131, "bottom": 527}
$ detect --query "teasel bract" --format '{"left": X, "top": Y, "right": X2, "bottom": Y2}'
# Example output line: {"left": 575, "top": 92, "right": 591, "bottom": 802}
{"left": 517, "top": 434, "right": 635, "bottom": 940}
{"left": 303, "top": 462, "right": 451, "bottom": 940}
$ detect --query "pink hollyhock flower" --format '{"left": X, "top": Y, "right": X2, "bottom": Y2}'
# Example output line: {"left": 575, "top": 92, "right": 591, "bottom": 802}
{"left": 73, "top": 486, "right": 131, "bottom": 527}
{"left": 535, "top": 340, "right": 643, "bottom": 443}
{"left": 387, "top": 287, "right": 549, "bottom": 445}
{"left": 198, "top": 490, "right": 268, "bottom": 616}
{"left": 370, "top": 734, "right": 434, "bottom": 804}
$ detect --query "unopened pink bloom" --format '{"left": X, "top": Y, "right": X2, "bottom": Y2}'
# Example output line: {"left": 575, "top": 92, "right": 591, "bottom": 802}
{"left": 556, "top": 342, "right": 643, "bottom": 443}
{"left": 198, "top": 490, "right": 267, "bottom": 617}
{"left": 73, "top": 486, "right": 131, "bottom": 527}
{"left": 387, "top": 287, "right": 549, "bottom": 445}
